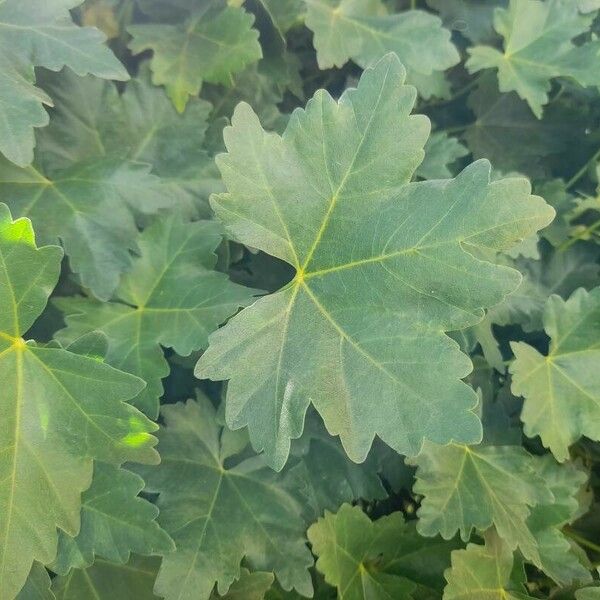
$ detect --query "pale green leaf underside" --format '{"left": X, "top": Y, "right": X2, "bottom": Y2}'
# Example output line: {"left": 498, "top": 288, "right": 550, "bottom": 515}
{"left": 0, "top": 0, "right": 127, "bottom": 166}
{"left": 196, "top": 54, "right": 555, "bottom": 470}
{"left": 511, "top": 287, "right": 600, "bottom": 461}
{"left": 467, "top": 0, "right": 600, "bottom": 117}
{"left": 0, "top": 204, "right": 159, "bottom": 598}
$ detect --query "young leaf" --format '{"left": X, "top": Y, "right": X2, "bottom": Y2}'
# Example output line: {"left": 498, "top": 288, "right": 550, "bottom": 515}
{"left": 0, "top": 204, "right": 159, "bottom": 599}
{"left": 467, "top": 0, "right": 600, "bottom": 117}
{"left": 308, "top": 503, "right": 459, "bottom": 600}
{"left": 52, "top": 556, "right": 161, "bottom": 600}
{"left": 128, "top": 4, "right": 262, "bottom": 112}
{"left": 410, "top": 442, "right": 552, "bottom": 564}
{"left": 51, "top": 463, "right": 174, "bottom": 575}
{"left": 55, "top": 214, "right": 255, "bottom": 416}
{"left": 0, "top": 0, "right": 128, "bottom": 167}
{"left": 511, "top": 287, "right": 600, "bottom": 461}
{"left": 0, "top": 157, "right": 171, "bottom": 300}
{"left": 304, "top": 0, "right": 459, "bottom": 96}
{"left": 196, "top": 53, "right": 555, "bottom": 470}
{"left": 443, "top": 533, "right": 534, "bottom": 600}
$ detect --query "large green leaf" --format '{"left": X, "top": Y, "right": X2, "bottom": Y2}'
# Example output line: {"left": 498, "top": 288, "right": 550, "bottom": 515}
{"left": 304, "top": 0, "right": 459, "bottom": 96}
{"left": 443, "top": 533, "right": 534, "bottom": 600}
{"left": 16, "top": 563, "right": 54, "bottom": 600}
{"left": 467, "top": 0, "right": 600, "bottom": 117}
{"left": 0, "top": 0, "right": 128, "bottom": 167}
{"left": 195, "top": 54, "right": 555, "bottom": 470}
{"left": 128, "top": 4, "right": 262, "bottom": 112}
{"left": 0, "top": 156, "right": 171, "bottom": 300}
{"left": 510, "top": 287, "right": 600, "bottom": 461}
{"left": 0, "top": 204, "right": 159, "bottom": 598}
{"left": 308, "top": 503, "right": 460, "bottom": 600}
{"left": 52, "top": 556, "right": 161, "bottom": 600}
{"left": 55, "top": 213, "right": 255, "bottom": 416}
{"left": 410, "top": 442, "right": 552, "bottom": 564}
{"left": 51, "top": 463, "right": 174, "bottom": 574}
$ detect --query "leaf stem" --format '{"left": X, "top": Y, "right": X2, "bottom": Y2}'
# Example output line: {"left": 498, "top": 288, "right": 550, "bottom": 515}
{"left": 566, "top": 147, "right": 600, "bottom": 190}
{"left": 564, "top": 528, "right": 600, "bottom": 554}
{"left": 410, "top": 0, "right": 416, "bottom": 8}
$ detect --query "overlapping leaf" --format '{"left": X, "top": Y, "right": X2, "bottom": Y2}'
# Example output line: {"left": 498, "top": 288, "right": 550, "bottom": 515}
{"left": 467, "top": 0, "right": 600, "bottom": 117}
{"left": 308, "top": 503, "right": 460, "bottom": 600}
{"left": 55, "top": 213, "right": 254, "bottom": 416}
{"left": 511, "top": 286, "right": 600, "bottom": 461}
{"left": 128, "top": 3, "right": 262, "bottom": 112}
{"left": 443, "top": 533, "right": 534, "bottom": 600}
{"left": 410, "top": 442, "right": 552, "bottom": 563}
{"left": 51, "top": 463, "right": 174, "bottom": 574}
{"left": 52, "top": 556, "right": 161, "bottom": 600}
{"left": 0, "top": 204, "right": 159, "bottom": 598}
{"left": 139, "top": 394, "right": 387, "bottom": 600}
{"left": 196, "top": 53, "right": 555, "bottom": 470}
{"left": 304, "top": 0, "right": 459, "bottom": 97}
{"left": 0, "top": 0, "right": 128, "bottom": 167}
{"left": 38, "top": 69, "right": 219, "bottom": 217}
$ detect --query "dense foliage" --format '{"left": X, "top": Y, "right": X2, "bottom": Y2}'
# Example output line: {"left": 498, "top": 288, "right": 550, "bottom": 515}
{"left": 3, "top": 0, "right": 600, "bottom": 598}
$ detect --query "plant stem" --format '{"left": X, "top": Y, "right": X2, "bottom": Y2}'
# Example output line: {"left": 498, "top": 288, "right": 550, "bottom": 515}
{"left": 564, "top": 528, "right": 600, "bottom": 554}
{"left": 410, "top": 0, "right": 416, "bottom": 8}
{"left": 566, "top": 147, "right": 600, "bottom": 190}
{"left": 420, "top": 76, "right": 482, "bottom": 110}
{"left": 558, "top": 218, "right": 600, "bottom": 252}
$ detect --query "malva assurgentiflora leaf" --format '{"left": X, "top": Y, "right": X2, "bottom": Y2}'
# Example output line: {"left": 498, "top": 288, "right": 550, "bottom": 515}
{"left": 196, "top": 53, "right": 555, "bottom": 470}
{"left": 0, "top": 204, "right": 159, "bottom": 598}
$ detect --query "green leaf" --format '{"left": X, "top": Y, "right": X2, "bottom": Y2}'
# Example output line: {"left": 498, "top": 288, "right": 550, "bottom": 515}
{"left": 443, "top": 533, "right": 534, "bottom": 600}
{"left": 510, "top": 287, "right": 600, "bottom": 461}
{"left": 17, "top": 563, "right": 54, "bottom": 600}
{"left": 128, "top": 4, "right": 262, "bottom": 112}
{"left": 410, "top": 442, "right": 552, "bottom": 564}
{"left": 304, "top": 1, "right": 459, "bottom": 96}
{"left": 137, "top": 397, "right": 314, "bottom": 600}
{"left": 308, "top": 503, "right": 460, "bottom": 600}
{"left": 51, "top": 463, "right": 174, "bottom": 574}
{"left": 417, "top": 131, "right": 469, "bottom": 180}
{"left": 37, "top": 69, "right": 219, "bottom": 218}
{"left": 0, "top": 204, "right": 159, "bottom": 598}
{"left": 55, "top": 213, "right": 254, "bottom": 416}
{"left": 216, "top": 569, "right": 275, "bottom": 600}
{"left": 526, "top": 456, "right": 591, "bottom": 584}
{"left": 253, "top": 0, "right": 305, "bottom": 34}
{"left": 195, "top": 54, "right": 555, "bottom": 470}
{"left": 426, "top": 0, "right": 506, "bottom": 44}
{"left": 52, "top": 556, "right": 161, "bottom": 600}
{"left": 0, "top": 156, "right": 171, "bottom": 300}
{"left": 0, "top": 0, "right": 128, "bottom": 167}
{"left": 464, "top": 77, "right": 566, "bottom": 177}
{"left": 467, "top": 0, "right": 600, "bottom": 117}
